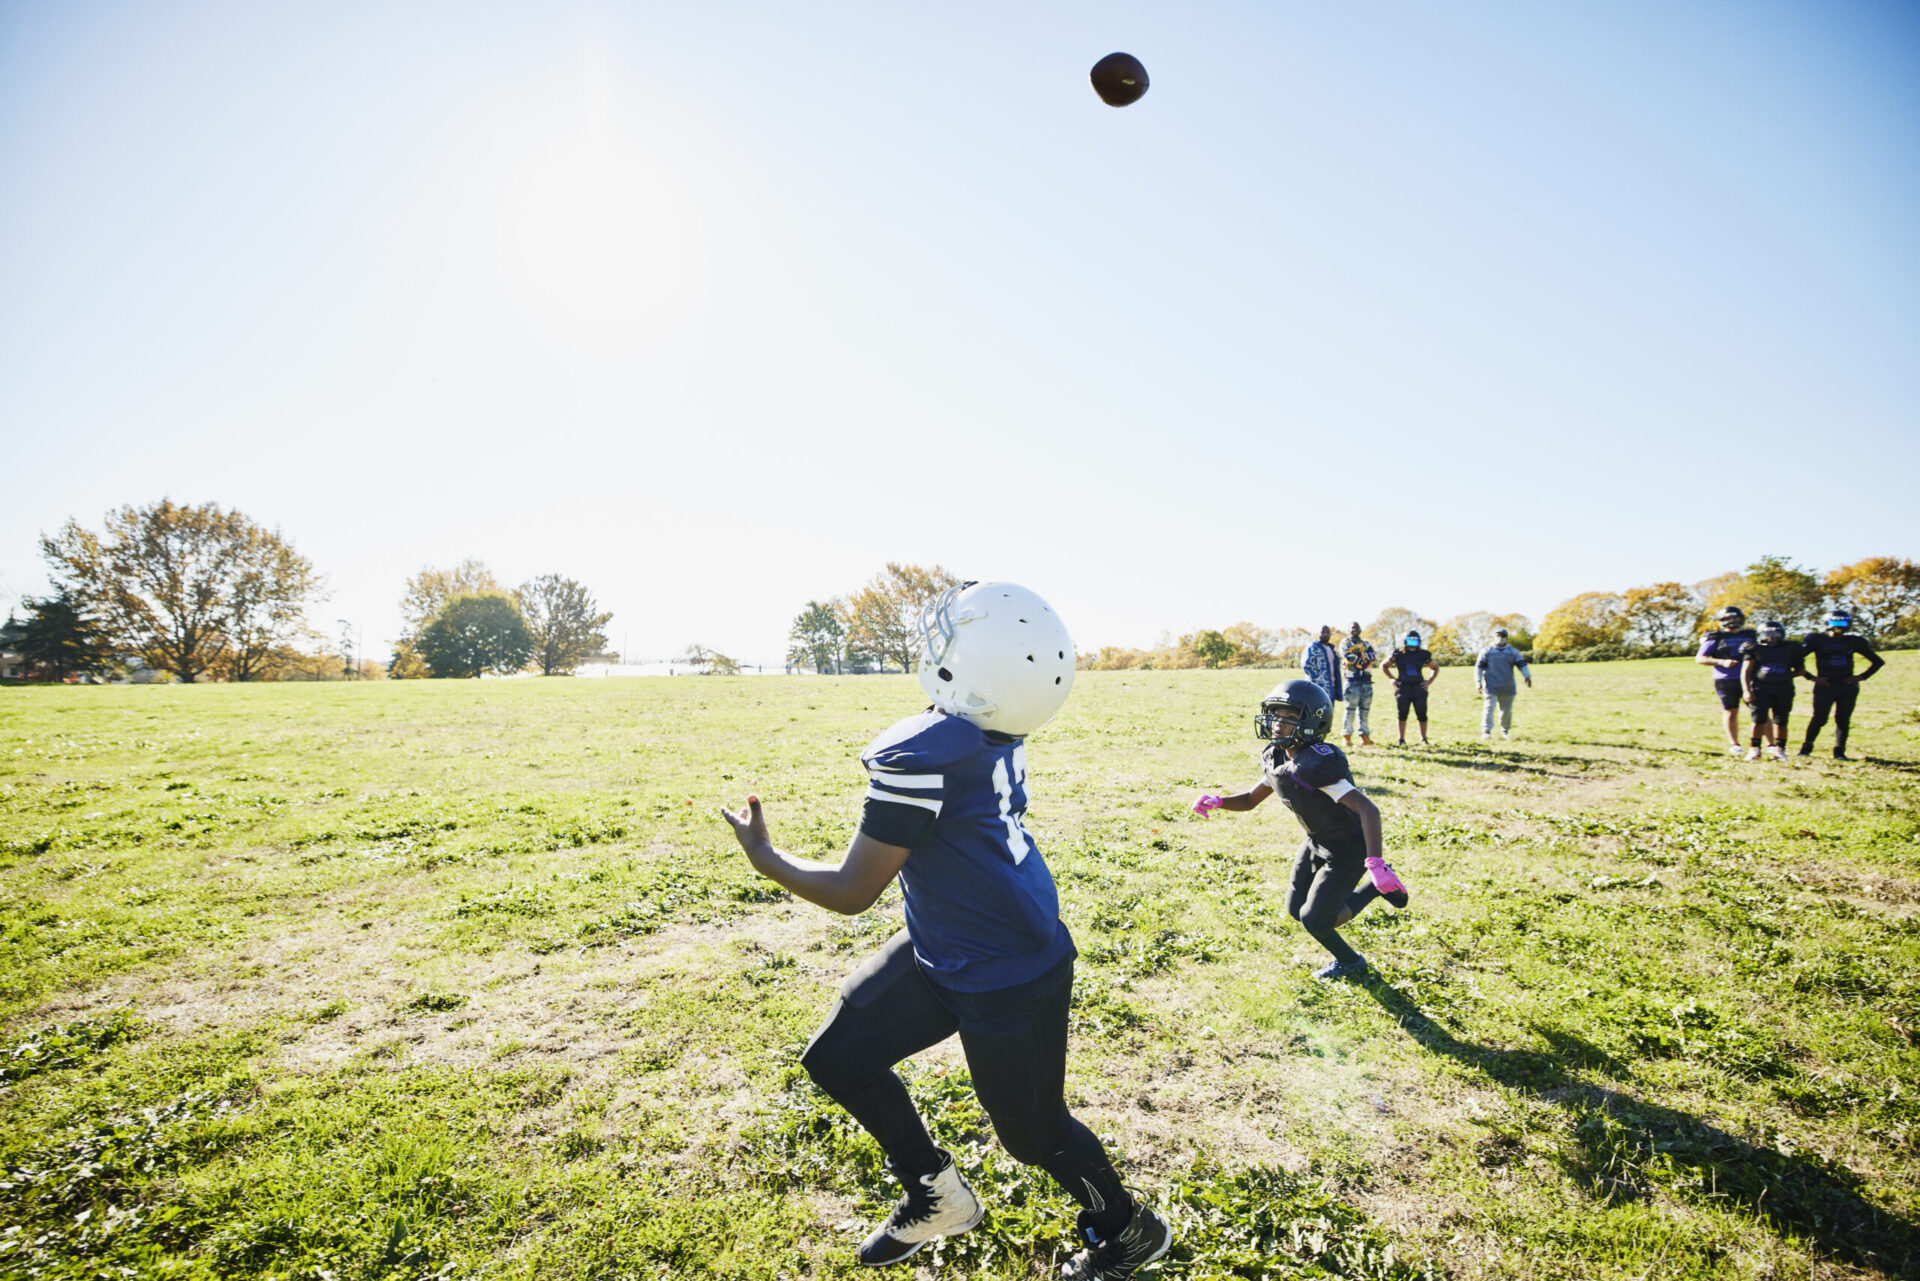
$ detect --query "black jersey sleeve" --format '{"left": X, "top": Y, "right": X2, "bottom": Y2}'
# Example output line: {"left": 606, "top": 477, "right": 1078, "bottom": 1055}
{"left": 1292, "top": 743, "right": 1354, "bottom": 790}
{"left": 858, "top": 796, "right": 938, "bottom": 849}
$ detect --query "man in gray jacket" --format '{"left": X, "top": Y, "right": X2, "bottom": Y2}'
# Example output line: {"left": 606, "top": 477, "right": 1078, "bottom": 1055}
{"left": 1475, "top": 628, "right": 1533, "bottom": 739}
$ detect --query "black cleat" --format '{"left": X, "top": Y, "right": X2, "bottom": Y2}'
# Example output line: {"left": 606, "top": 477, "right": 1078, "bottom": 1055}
{"left": 857, "top": 1150, "right": 983, "bottom": 1266}
{"left": 1059, "top": 1201, "right": 1173, "bottom": 1280}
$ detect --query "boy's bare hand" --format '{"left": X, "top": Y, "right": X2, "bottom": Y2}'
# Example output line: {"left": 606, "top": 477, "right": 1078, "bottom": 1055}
{"left": 720, "top": 795, "right": 773, "bottom": 856}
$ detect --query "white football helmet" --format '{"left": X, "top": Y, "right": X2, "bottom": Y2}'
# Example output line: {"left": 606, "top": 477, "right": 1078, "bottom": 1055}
{"left": 916, "top": 581, "right": 1076, "bottom": 737}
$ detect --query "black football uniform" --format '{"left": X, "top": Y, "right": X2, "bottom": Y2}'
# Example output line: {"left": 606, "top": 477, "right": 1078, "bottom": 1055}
{"left": 1740, "top": 638, "right": 1803, "bottom": 726}
{"left": 1384, "top": 647, "right": 1434, "bottom": 721}
{"left": 1698, "top": 628, "right": 1757, "bottom": 711}
{"left": 1799, "top": 632, "right": 1885, "bottom": 756}
{"left": 1263, "top": 741, "right": 1367, "bottom": 964}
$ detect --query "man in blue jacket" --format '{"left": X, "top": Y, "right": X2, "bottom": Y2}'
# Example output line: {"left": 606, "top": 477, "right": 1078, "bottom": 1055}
{"left": 1301, "top": 625, "right": 1344, "bottom": 705}
{"left": 1475, "top": 628, "right": 1533, "bottom": 740}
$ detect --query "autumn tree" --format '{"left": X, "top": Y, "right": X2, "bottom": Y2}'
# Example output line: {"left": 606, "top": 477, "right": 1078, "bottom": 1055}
{"left": 221, "top": 526, "right": 325, "bottom": 680}
{"left": 1431, "top": 612, "right": 1509, "bottom": 662}
{"left": 1620, "top": 582, "right": 1700, "bottom": 646}
{"left": 16, "top": 589, "right": 115, "bottom": 681}
{"left": 1534, "top": 592, "right": 1628, "bottom": 652}
{"left": 677, "top": 643, "right": 740, "bottom": 675}
{"left": 840, "top": 563, "right": 960, "bottom": 672}
{"left": 515, "top": 574, "right": 613, "bottom": 676}
{"left": 392, "top": 559, "right": 500, "bottom": 678}
{"left": 1489, "top": 614, "right": 1534, "bottom": 650}
{"left": 1187, "top": 629, "right": 1237, "bottom": 668}
{"left": 416, "top": 592, "right": 532, "bottom": 678}
{"left": 1730, "top": 555, "right": 1825, "bottom": 632}
{"left": 1823, "top": 557, "right": 1920, "bottom": 637}
{"left": 788, "top": 600, "right": 846, "bottom": 674}
{"left": 1364, "top": 608, "right": 1438, "bottom": 651}
{"left": 39, "top": 499, "right": 324, "bottom": 684}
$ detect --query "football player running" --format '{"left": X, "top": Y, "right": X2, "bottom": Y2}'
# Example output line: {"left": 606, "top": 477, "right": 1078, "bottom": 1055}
{"left": 1739, "top": 621, "right": 1804, "bottom": 761}
{"left": 1192, "top": 680, "right": 1408, "bottom": 981}
{"left": 1796, "top": 611, "right": 1885, "bottom": 760}
{"left": 1695, "top": 606, "right": 1758, "bottom": 758}
{"left": 720, "top": 582, "right": 1171, "bottom": 1280}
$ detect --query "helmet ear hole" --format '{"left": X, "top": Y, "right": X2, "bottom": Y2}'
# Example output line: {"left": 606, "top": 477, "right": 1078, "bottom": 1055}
{"left": 1054, "top": 676, "right": 1061, "bottom": 684}
{"left": 938, "top": 667, "right": 953, "bottom": 683}
{"left": 1026, "top": 654, "right": 1034, "bottom": 662}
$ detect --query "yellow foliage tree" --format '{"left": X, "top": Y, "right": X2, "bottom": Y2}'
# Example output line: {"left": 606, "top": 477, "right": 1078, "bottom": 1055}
{"left": 1535, "top": 592, "right": 1628, "bottom": 652}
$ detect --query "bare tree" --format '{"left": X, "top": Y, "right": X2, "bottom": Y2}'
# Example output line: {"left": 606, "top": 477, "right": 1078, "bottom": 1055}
{"left": 516, "top": 574, "right": 614, "bottom": 676}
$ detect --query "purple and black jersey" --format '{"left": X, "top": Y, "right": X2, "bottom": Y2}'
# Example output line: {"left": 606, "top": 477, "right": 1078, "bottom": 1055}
{"left": 1698, "top": 629, "right": 1756, "bottom": 681}
{"left": 1741, "top": 639, "right": 1804, "bottom": 686}
{"left": 857, "top": 711, "right": 1074, "bottom": 993}
{"left": 1262, "top": 741, "right": 1364, "bottom": 846}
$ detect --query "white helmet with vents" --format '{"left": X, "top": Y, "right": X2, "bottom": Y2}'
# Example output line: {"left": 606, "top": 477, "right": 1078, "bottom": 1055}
{"left": 916, "top": 581, "right": 1076, "bottom": 736}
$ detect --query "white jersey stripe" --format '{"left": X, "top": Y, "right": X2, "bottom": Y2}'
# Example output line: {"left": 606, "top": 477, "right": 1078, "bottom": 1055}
{"left": 866, "top": 785, "right": 942, "bottom": 814}
{"left": 865, "top": 771, "right": 944, "bottom": 788}
{"left": 1320, "top": 779, "right": 1356, "bottom": 802}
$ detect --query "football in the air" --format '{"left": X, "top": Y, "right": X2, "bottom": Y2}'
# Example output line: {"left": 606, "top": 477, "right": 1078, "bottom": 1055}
{"left": 1090, "top": 52, "right": 1149, "bottom": 107}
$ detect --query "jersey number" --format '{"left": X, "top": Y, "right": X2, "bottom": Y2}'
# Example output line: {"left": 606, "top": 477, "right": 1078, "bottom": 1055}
{"left": 991, "top": 745, "right": 1032, "bottom": 865}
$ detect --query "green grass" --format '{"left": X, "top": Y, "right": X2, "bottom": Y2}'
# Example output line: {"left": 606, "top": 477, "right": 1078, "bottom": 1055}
{"left": 1, "top": 658, "right": 1917, "bottom": 1279}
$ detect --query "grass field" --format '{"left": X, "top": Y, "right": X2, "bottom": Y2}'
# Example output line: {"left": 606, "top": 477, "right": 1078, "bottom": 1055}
{"left": 2, "top": 657, "right": 1918, "bottom": 1280}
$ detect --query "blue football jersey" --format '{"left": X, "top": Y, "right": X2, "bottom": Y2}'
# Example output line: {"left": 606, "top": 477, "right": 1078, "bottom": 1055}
{"left": 861, "top": 711, "right": 1075, "bottom": 992}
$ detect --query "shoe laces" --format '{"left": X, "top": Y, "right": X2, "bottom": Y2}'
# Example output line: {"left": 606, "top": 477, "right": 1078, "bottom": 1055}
{"left": 883, "top": 1171, "right": 938, "bottom": 1231}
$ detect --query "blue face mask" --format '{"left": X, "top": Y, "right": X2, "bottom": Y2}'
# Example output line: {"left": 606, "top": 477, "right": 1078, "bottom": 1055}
{"left": 1826, "top": 618, "right": 1850, "bottom": 631}
{"left": 1403, "top": 636, "right": 1420, "bottom": 647}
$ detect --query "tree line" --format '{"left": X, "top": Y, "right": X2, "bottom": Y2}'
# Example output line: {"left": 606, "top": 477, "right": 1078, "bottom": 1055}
{"left": 7, "top": 501, "right": 612, "bottom": 684}
{"left": 1533, "top": 555, "right": 1920, "bottom": 657}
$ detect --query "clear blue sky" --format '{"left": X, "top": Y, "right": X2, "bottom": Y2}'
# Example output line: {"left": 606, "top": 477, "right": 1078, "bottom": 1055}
{"left": 3, "top": 1, "right": 1916, "bottom": 663}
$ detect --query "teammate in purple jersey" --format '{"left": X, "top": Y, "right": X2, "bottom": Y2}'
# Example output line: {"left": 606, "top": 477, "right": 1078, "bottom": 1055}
{"left": 721, "top": 582, "right": 1170, "bottom": 1280}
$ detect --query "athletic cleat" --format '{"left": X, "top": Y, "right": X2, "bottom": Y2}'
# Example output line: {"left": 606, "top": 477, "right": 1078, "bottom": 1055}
{"left": 1727, "top": 744, "right": 1745, "bottom": 758}
{"left": 1059, "top": 1201, "right": 1172, "bottom": 1280}
{"left": 1365, "top": 856, "right": 1409, "bottom": 908}
{"left": 1768, "top": 745, "right": 1788, "bottom": 762}
{"left": 1834, "top": 749, "right": 1851, "bottom": 761}
{"left": 1796, "top": 748, "right": 1811, "bottom": 758}
{"left": 1313, "top": 956, "right": 1371, "bottom": 982}
{"left": 1745, "top": 746, "right": 1763, "bottom": 761}
{"left": 858, "top": 1151, "right": 984, "bottom": 1267}
{"left": 1501, "top": 729, "right": 1511, "bottom": 739}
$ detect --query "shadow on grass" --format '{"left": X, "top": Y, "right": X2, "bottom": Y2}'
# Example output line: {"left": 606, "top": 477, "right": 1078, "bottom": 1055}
{"left": 1859, "top": 756, "right": 1920, "bottom": 775}
{"left": 1363, "top": 981, "right": 1917, "bottom": 1277}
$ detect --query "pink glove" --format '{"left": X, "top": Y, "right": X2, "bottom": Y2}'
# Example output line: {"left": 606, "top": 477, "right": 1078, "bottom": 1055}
{"left": 1365, "top": 856, "right": 1406, "bottom": 895}
{"left": 1193, "top": 794, "right": 1224, "bottom": 817}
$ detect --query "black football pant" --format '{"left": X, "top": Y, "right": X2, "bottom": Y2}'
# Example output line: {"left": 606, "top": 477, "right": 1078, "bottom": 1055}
{"left": 800, "top": 929, "right": 1129, "bottom": 1218}
{"left": 1288, "top": 837, "right": 1368, "bottom": 964}
{"left": 1797, "top": 687, "right": 1858, "bottom": 756}
{"left": 1801, "top": 683, "right": 1859, "bottom": 755}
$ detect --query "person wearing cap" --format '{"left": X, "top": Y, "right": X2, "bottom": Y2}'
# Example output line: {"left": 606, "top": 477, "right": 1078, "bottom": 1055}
{"left": 1695, "top": 606, "right": 1757, "bottom": 758}
{"left": 1300, "top": 625, "right": 1344, "bottom": 707}
{"left": 1796, "top": 611, "right": 1885, "bottom": 760}
{"left": 1381, "top": 630, "right": 1439, "bottom": 746}
{"left": 1474, "top": 628, "right": 1533, "bottom": 740}
{"left": 1339, "top": 622, "right": 1377, "bottom": 747}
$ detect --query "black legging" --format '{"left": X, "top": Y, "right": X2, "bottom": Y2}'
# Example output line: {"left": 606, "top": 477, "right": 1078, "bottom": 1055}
{"left": 1287, "top": 837, "right": 1367, "bottom": 964}
{"left": 800, "top": 930, "right": 1129, "bottom": 1216}
{"left": 1802, "top": 683, "right": 1860, "bottom": 754}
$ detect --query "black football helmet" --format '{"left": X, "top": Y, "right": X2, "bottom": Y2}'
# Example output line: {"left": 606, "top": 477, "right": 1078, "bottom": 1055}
{"left": 1757, "top": 620, "right": 1785, "bottom": 643}
{"left": 1717, "top": 606, "right": 1746, "bottom": 629}
{"left": 1256, "top": 679, "right": 1334, "bottom": 748}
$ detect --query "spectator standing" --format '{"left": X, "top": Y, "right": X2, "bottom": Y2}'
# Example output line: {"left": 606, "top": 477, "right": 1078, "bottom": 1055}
{"left": 1339, "top": 622, "right": 1376, "bottom": 747}
{"left": 1796, "top": 611, "right": 1885, "bottom": 760}
{"left": 1381, "top": 630, "right": 1439, "bottom": 746}
{"left": 1695, "top": 606, "right": 1757, "bottom": 758}
{"left": 1301, "top": 625, "right": 1344, "bottom": 705}
{"left": 1474, "top": 627, "right": 1533, "bottom": 740}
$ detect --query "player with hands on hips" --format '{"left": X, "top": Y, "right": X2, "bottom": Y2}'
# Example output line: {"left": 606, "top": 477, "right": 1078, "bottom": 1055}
{"left": 1795, "top": 611, "right": 1885, "bottom": 760}
{"left": 1382, "top": 631, "right": 1439, "bottom": 746}
{"left": 1194, "top": 680, "right": 1407, "bottom": 982}
{"left": 721, "top": 581, "right": 1171, "bottom": 1281}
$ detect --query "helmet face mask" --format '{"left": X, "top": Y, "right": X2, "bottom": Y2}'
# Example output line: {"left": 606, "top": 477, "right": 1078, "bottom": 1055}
{"left": 916, "top": 581, "right": 1076, "bottom": 737}
{"left": 1758, "top": 620, "right": 1785, "bottom": 644}
{"left": 1826, "top": 613, "right": 1851, "bottom": 632}
{"left": 1718, "top": 607, "right": 1746, "bottom": 629}
{"left": 1256, "top": 679, "right": 1335, "bottom": 749}
{"left": 1403, "top": 631, "right": 1421, "bottom": 648}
